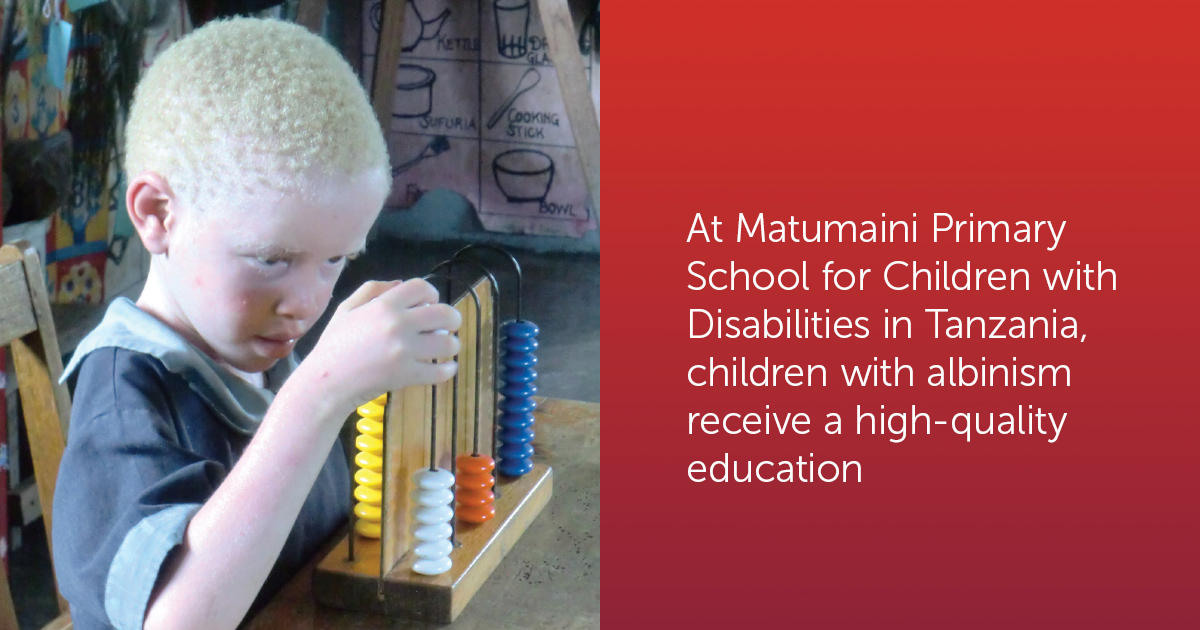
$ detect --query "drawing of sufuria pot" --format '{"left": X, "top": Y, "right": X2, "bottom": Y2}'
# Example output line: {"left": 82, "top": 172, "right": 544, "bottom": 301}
{"left": 494, "top": 0, "right": 531, "bottom": 58}
{"left": 493, "top": 149, "right": 555, "bottom": 203}
{"left": 393, "top": 64, "right": 436, "bottom": 118}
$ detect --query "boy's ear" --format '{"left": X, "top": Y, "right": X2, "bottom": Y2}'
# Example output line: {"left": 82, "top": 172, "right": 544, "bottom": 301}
{"left": 127, "top": 171, "right": 177, "bottom": 255}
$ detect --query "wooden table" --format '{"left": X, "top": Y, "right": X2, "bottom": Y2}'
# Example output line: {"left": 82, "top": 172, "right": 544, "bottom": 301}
{"left": 246, "top": 398, "right": 600, "bottom": 630}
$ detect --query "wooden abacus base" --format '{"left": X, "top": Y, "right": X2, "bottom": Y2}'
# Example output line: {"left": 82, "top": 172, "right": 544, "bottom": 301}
{"left": 313, "top": 464, "right": 553, "bottom": 622}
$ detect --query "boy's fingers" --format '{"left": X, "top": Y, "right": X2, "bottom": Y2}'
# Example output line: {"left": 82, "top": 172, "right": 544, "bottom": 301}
{"left": 406, "top": 303, "right": 462, "bottom": 334}
{"left": 379, "top": 278, "right": 440, "bottom": 310}
{"left": 338, "top": 280, "right": 402, "bottom": 313}
{"left": 407, "top": 329, "right": 461, "bottom": 360}
{"left": 410, "top": 360, "right": 458, "bottom": 385}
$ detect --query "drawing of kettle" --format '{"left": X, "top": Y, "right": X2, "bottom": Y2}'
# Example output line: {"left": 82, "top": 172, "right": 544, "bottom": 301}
{"left": 402, "top": 0, "right": 452, "bottom": 52}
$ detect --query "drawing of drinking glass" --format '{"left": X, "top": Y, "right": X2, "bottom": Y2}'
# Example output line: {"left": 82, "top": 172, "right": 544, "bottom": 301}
{"left": 494, "top": 0, "right": 530, "bottom": 59}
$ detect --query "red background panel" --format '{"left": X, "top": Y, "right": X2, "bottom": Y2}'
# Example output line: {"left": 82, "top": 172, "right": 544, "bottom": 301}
{"left": 603, "top": 1, "right": 1199, "bottom": 627}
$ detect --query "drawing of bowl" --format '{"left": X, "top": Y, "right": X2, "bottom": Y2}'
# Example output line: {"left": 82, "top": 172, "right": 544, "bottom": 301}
{"left": 393, "top": 64, "right": 436, "bottom": 118}
{"left": 493, "top": 150, "right": 555, "bottom": 203}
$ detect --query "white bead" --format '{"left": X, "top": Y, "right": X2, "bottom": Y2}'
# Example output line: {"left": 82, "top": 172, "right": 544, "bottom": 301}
{"left": 415, "top": 505, "right": 454, "bottom": 525}
{"left": 410, "top": 467, "right": 454, "bottom": 575}
{"left": 414, "top": 539, "right": 453, "bottom": 559}
{"left": 414, "top": 469, "right": 455, "bottom": 489}
{"left": 413, "top": 556, "right": 453, "bottom": 576}
{"left": 413, "top": 488, "right": 454, "bottom": 506}
{"left": 414, "top": 523, "right": 453, "bottom": 541}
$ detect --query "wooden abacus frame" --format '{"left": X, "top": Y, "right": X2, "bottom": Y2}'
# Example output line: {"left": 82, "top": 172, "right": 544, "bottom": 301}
{"left": 313, "top": 276, "right": 553, "bottom": 622}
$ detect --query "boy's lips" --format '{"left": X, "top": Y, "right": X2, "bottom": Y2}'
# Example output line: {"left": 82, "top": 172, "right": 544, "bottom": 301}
{"left": 253, "top": 334, "right": 299, "bottom": 358}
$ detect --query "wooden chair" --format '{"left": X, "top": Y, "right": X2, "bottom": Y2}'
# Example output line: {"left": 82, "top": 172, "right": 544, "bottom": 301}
{"left": 0, "top": 241, "right": 73, "bottom": 630}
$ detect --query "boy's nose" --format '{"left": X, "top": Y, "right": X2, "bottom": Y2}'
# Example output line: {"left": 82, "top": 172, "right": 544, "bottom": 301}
{"left": 276, "top": 285, "right": 326, "bottom": 322}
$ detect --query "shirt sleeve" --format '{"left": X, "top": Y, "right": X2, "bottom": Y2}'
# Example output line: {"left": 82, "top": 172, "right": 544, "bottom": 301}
{"left": 52, "top": 348, "right": 228, "bottom": 630}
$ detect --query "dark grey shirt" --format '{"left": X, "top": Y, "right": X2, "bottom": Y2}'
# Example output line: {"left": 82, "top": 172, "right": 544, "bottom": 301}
{"left": 52, "top": 299, "right": 350, "bottom": 630}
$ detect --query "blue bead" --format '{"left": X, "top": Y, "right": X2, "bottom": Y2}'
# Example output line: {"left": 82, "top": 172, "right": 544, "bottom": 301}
{"left": 502, "top": 382, "right": 537, "bottom": 398}
{"left": 504, "top": 352, "right": 539, "bottom": 368}
{"left": 504, "top": 320, "right": 540, "bottom": 337}
{"left": 499, "top": 411, "right": 535, "bottom": 429}
{"left": 499, "top": 442, "right": 535, "bottom": 459}
{"left": 497, "top": 458, "right": 534, "bottom": 477}
{"left": 501, "top": 397, "right": 537, "bottom": 414}
{"left": 499, "top": 427, "right": 535, "bottom": 443}
{"left": 498, "top": 319, "right": 539, "bottom": 477}
{"left": 503, "top": 368, "right": 538, "bottom": 384}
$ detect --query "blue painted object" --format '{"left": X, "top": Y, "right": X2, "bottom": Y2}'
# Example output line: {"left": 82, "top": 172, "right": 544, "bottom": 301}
{"left": 497, "top": 320, "right": 539, "bottom": 476}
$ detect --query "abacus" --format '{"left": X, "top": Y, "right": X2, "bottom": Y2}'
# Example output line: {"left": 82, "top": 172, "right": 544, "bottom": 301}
{"left": 314, "top": 248, "right": 552, "bottom": 622}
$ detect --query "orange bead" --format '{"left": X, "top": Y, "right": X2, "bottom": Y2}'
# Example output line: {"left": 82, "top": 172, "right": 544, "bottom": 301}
{"left": 456, "top": 454, "right": 495, "bottom": 474}
{"left": 455, "top": 455, "right": 496, "bottom": 524}
{"left": 457, "top": 504, "right": 496, "bottom": 523}
{"left": 456, "top": 473, "right": 492, "bottom": 491}
{"left": 456, "top": 488, "right": 495, "bottom": 507}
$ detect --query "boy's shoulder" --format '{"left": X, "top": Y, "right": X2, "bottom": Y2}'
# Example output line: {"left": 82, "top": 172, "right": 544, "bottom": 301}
{"left": 69, "top": 345, "right": 190, "bottom": 427}
{"left": 64, "top": 297, "right": 294, "bottom": 436}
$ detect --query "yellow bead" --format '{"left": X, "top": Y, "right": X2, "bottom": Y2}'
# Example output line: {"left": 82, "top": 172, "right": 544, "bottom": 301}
{"left": 355, "top": 519, "right": 381, "bottom": 538}
{"left": 355, "top": 467, "right": 382, "bottom": 488}
{"left": 356, "top": 417, "right": 383, "bottom": 438}
{"left": 355, "top": 501, "right": 382, "bottom": 521}
{"left": 357, "top": 402, "right": 385, "bottom": 419}
{"left": 352, "top": 394, "right": 387, "bottom": 540}
{"left": 354, "top": 485, "right": 382, "bottom": 503}
{"left": 355, "top": 451, "right": 382, "bottom": 472}
{"left": 355, "top": 434, "right": 383, "bottom": 455}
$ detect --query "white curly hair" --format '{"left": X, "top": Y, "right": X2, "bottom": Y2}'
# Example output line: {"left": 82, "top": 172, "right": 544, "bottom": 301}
{"left": 125, "top": 17, "right": 389, "bottom": 212}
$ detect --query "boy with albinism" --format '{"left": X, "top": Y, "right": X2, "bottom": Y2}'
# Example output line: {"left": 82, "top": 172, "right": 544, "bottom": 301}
{"left": 51, "top": 18, "right": 460, "bottom": 630}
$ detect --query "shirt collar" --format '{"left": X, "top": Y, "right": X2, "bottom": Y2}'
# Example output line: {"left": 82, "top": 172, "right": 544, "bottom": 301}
{"left": 61, "top": 297, "right": 297, "bottom": 435}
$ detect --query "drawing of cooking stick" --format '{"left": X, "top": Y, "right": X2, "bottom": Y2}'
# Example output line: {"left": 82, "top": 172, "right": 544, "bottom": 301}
{"left": 486, "top": 68, "right": 541, "bottom": 130}
{"left": 391, "top": 135, "right": 451, "bottom": 175}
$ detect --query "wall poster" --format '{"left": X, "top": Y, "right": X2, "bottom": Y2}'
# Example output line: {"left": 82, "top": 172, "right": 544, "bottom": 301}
{"left": 364, "top": 0, "right": 599, "bottom": 238}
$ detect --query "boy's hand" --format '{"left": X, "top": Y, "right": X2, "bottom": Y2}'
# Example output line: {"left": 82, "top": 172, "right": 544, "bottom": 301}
{"left": 302, "top": 279, "right": 462, "bottom": 412}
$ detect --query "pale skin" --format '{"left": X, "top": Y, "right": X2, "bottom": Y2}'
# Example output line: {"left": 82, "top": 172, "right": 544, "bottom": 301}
{"left": 124, "top": 169, "right": 461, "bottom": 630}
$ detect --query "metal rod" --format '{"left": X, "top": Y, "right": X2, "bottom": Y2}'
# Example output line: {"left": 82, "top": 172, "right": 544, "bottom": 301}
{"left": 446, "top": 250, "right": 515, "bottom": 496}
{"left": 348, "top": 403, "right": 358, "bottom": 562}
{"left": 449, "top": 326, "right": 460, "bottom": 547}
{"left": 472, "top": 287, "right": 483, "bottom": 455}
{"left": 431, "top": 259, "right": 496, "bottom": 456}
{"left": 424, "top": 267, "right": 486, "bottom": 450}
{"left": 423, "top": 268, "right": 484, "bottom": 548}
{"left": 452, "top": 244, "right": 525, "bottom": 321}
{"left": 423, "top": 269, "right": 487, "bottom": 509}
{"left": 430, "top": 368, "right": 438, "bottom": 472}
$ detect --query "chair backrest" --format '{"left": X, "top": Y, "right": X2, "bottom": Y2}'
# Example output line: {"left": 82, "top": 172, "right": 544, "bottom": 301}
{"left": 0, "top": 241, "right": 73, "bottom": 625}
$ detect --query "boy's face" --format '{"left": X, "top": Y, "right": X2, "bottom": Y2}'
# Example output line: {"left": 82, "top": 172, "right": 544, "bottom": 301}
{"left": 160, "top": 173, "right": 387, "bottom": 374}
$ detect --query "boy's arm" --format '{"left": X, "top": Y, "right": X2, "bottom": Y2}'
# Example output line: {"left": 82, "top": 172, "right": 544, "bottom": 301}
{"left": 143, "top": 279, "right": 460, "bottom": 630}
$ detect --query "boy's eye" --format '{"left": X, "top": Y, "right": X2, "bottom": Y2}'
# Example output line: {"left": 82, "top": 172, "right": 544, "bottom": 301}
{"left": 253, "top": 256, "right": 288, "bottom": 268}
